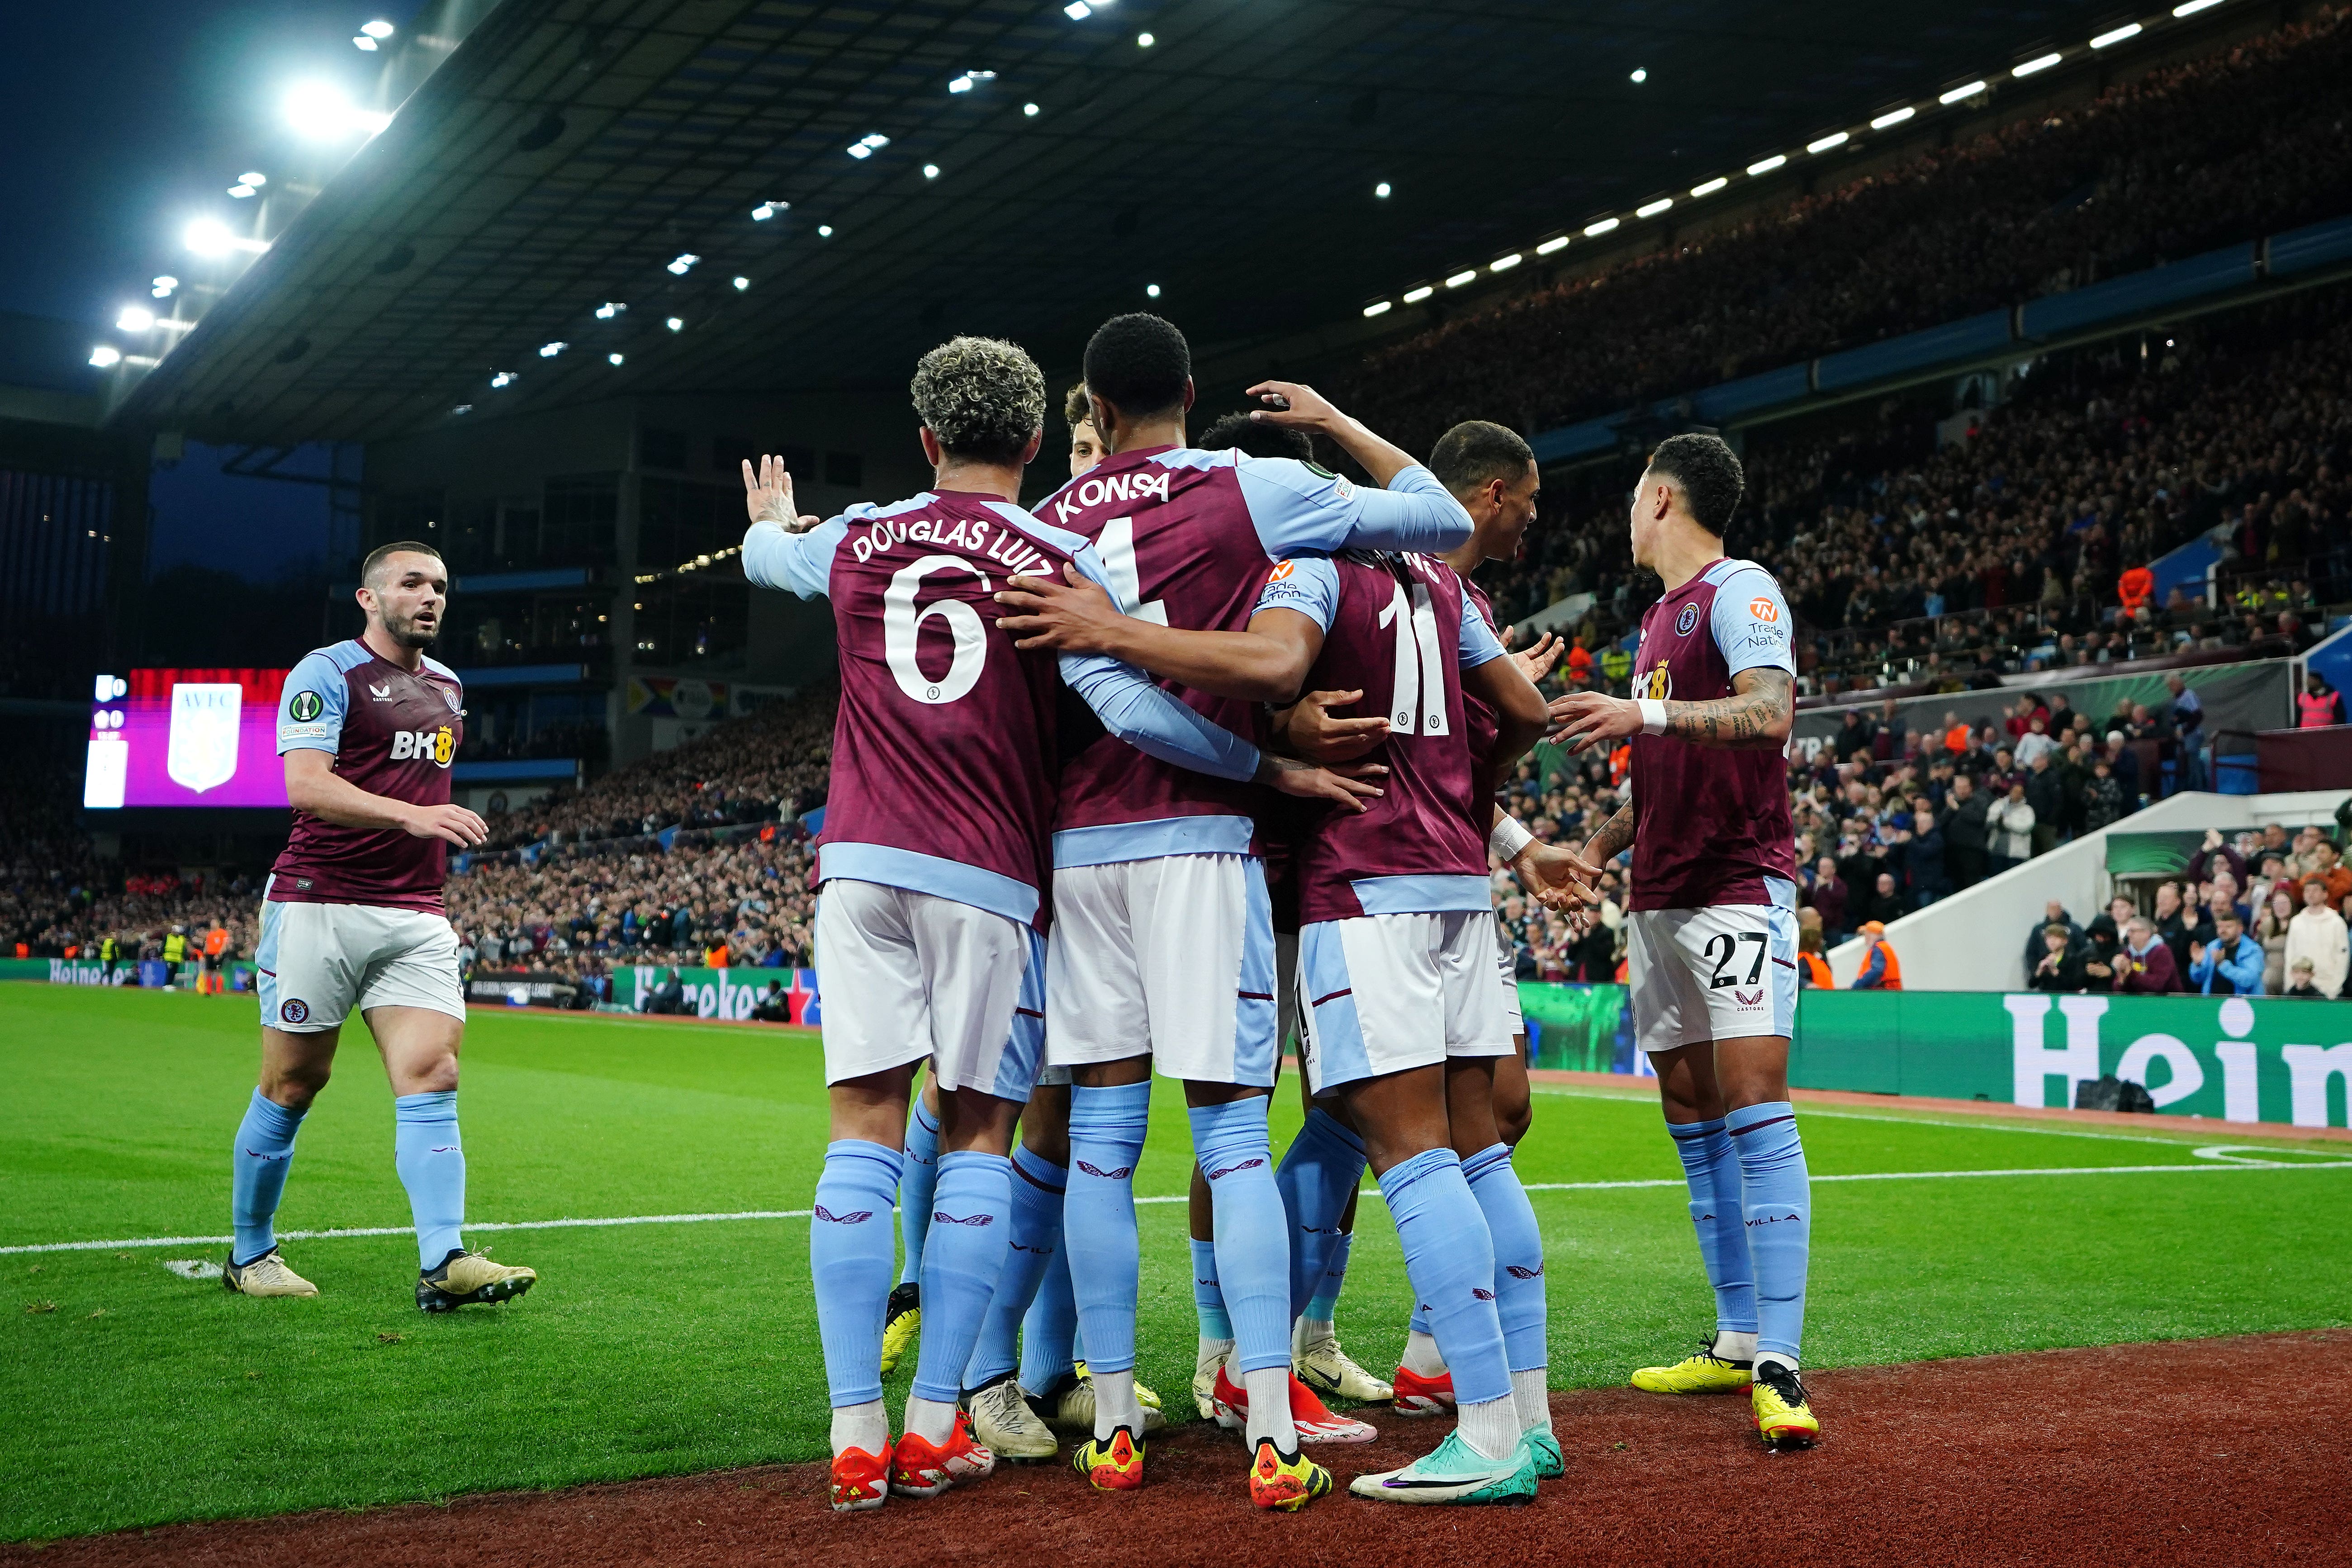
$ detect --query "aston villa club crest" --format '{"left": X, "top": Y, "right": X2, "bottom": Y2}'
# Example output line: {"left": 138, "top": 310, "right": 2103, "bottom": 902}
{"left": 1675, "top": 602, "right": 1701, "bottom": 636}
{"left": 166, "top": 682, "right": 242, "bottom": 794}
{"left": 441, "top": 685, "right": 462, "bottom": 713}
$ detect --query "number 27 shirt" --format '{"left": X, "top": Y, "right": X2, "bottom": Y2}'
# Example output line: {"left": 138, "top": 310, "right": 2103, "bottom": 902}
{"left": 742, "top": 489, "right": 1264, "bottom": 931}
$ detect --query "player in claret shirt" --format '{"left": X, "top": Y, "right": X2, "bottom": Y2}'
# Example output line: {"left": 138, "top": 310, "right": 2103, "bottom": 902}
{"left": 1546, "top": 433, "right": 1816, "bottom": 1449}
{"left": 739, "top": 336, "right": 1371, "bottom": 1513}
{"left": 995, "top": 313, "right": 1476, "bottom": 1507}
{"left": 223, "top": 542, "right": 537, "bottom": 1315}
{"left": 1004, "top": 531, "right": 1586, "bottom": 1503}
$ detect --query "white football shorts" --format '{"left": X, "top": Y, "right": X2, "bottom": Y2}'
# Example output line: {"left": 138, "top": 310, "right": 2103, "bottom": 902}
{"left": 1295, "top": 909, "right": 1511, "bottom": 1097}
{"left": 255, "top": 892, "right": 465, "bottom": 1033}
{"left": 816, "top": 878, "right": 1043, "bottom": 1099}
{"left": 1045, "top": 853, "right": 1277, "bottom": 1086}
{"left": 1626, "top": 903, "right": 1800, "bottom": 1054}
{"left": 1496, "top": 914, "right": 1524, "bottom": 1037}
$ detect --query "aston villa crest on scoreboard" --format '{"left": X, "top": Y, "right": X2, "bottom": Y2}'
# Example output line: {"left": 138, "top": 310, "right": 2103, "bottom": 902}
{"left": 166, "top": 682, "right": 242, "bottom": 794}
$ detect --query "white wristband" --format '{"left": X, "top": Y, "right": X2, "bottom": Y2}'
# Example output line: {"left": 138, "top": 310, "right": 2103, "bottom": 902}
{"left": 1636, "top": 698, "right": 1668, "bottom": 736}
{"left": 1489, "top": 814, "right": 1535, "bottom": 861}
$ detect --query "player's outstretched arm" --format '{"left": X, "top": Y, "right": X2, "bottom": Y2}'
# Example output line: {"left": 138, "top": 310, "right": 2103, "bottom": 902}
{"left": 284, "top": 749, "right": 487, "bottom": 848}
{"left": 1058, "top": 653, "right": 1381, "bottom": 812}
{"left": 1577, "top": 803, "right": 1636, "bottom": 870}
{"left": 998, "top": 566, "right": 1321, "bottom": 704}
{"left": 1549, "top": 667, "right": 1793, "bottom": 754}
{"left": 1244, "top": 380, "right": 1418, "bottom": 489}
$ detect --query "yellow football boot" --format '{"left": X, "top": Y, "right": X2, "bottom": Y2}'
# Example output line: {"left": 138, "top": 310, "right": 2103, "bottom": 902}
{"left": 1247, "top": 1437, "right": 1333, "bottom": 1512}
{"left": 1751, "top": 1363, "right": 1820, "bottom": 1448}
{"left": 1072, "top": 1424, "right": 1145, "bottom": 1490}
{"left": 1630, "top": 1338, "right": 1753, "bottom": 1394}
{"left": 879, "top": 1281, "right": 920, "bottom": 1377}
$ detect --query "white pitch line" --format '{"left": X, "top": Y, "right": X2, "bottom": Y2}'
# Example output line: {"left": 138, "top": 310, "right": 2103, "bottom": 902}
{"left": 6, "top": 1160, "right": 2346, "bottom": 1258}
{"left": 0, "top": 1193, "right": 1196, "bottom": 1256}
{"left": 1526, "top": 1083, "right": 2314, "bottom": 1150}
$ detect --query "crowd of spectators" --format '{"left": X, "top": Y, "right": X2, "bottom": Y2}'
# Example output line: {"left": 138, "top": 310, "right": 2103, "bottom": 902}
{"left": 1351, "top": 6, "right": 2352, "bottom": 451}
{"left": 1472, "top": 283, "right": 2352, "bottom": 695}
{"left": 2025, "top": 823, "right": 2351, "bottom": 998}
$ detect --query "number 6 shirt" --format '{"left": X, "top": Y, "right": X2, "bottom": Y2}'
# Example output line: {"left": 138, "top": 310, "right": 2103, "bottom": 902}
{"left": 742, "top": 490, "right": 1264, "bottom": 931}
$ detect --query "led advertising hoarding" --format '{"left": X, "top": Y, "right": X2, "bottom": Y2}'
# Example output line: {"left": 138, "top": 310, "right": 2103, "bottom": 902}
{"left": 83, "top": 669, "right": 292, "bottom": 808}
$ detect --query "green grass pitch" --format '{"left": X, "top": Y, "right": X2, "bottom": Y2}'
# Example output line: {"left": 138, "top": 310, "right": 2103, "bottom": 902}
{"left": 3, "top": 983, "right": 2347, "bottom": 1541}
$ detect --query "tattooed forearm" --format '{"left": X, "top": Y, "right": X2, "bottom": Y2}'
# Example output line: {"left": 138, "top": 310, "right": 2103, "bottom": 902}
{"left": 1582, "top": 804, "right": 1635, "bottom": 866}
{"left": 1663, "top": 668, "right": 1792, "bottom": 750}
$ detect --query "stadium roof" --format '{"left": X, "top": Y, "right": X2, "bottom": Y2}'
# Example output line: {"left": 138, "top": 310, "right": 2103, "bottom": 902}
{"left": 119, "top": 0, "right": 2134, "bottom": 446}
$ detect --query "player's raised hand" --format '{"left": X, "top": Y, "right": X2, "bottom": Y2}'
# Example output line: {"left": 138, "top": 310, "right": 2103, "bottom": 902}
{"left": 1257, "top": 755, "right": 1386, "bottom": 813}
{"left": 741, "top": 455, "right": 820, "bottom": 533}
{"left": 402, "top": 803, "right": 490, "bottom": 848}
{"left": 1548, "top": 690, "right": 1643, "bottom": 754}
{"left": 1510, "top": 630, "right": 1563, "bottom": 686}
{"left": 996, "top": 564, "right": 1127, "bottom": 653}
{"left": 1276, "top": 689, "right": 1390, "bottom": 763}
{"left": 1245, "top": 379, "right": 1343, "bottom": 433}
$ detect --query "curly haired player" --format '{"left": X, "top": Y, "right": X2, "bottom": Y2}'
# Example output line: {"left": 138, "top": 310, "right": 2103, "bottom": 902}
{"left": 740, "top": 335, "right": 1370, "bottom": 1512}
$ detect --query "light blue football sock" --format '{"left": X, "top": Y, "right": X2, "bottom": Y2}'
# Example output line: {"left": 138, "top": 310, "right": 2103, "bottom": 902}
{"left": 1462, "top": 1142, "right": 1547, "bottom": 1374}
{"left": 1019, "top": 1231, "right": 1080, "bottom": 1396}
{"left": 1190, "top": 1237, "right": 1231, "bottom": 1339}
{"left": 1064, "top": 1082, "right": 1151, "bottom": 1377}
{"left": 1669, "top": 1116, "right": 1758, "bottom": 1336}
{"left": 230, "top": 1089, "right": 305, "bottom": 1266}
{"left": 1727, "top": 1101, "right": 1810, "bottom": 1367}
{"left": 392, "top": 1091, "right": 465, "bottom": 1270}
{"left": 811, "top": 1139, "right": 903, "bottom": 1409}
{"left": 1304, "top": 1230, "right": 1351, "bottom": 1324}
{"left": 896, "top": 1098, "right": 940, "bottom": 1287}
{"left": 965, "top": 1144, "right": 1064, "bottom": 1390}
{"left": 1377, "top": 1147, "right": 1509, "bottom": 1408}
{"left": 1190, "top": 1097, "right": 1290, "bottom": 1374}
{"left": 910, "top": 1150, "right": 1011, "bottom": 1406}
{"left": 1276, "top": 1107, "right": 1366, "bottom": 1322}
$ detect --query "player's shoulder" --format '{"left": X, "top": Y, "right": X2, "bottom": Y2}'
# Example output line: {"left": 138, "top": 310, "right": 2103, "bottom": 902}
{"left": 1700, "top": 557, "right": 1781, "bottom": 590}
{"left": 834, "top": 491, "right": 939, "bottom": 527}
{"left": 983, "top": 497, "right": 1081, "bottom": 559}
{"left": 292, "top": 641, "right": 371, "bottom": 681}
{"left": 419, "top": 654, "right": 460, "bottom": 688}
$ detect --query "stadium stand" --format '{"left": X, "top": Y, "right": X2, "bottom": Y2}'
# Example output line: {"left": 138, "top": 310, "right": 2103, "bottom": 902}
{"left": 1476, "top": 284, "right": 2352, "bottom": 693}
{"left": 1349, "top": 5, "right": 2352, "bottom": 450}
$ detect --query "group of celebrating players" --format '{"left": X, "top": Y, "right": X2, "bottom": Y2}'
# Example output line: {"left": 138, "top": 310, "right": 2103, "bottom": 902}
{"left": 213, "top": 308, "right": 1821, "bottom": 1517}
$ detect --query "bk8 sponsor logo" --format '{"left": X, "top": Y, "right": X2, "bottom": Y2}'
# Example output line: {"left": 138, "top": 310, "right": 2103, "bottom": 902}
{"left": 389, "top": 726, "right": 455, "bottom": 766}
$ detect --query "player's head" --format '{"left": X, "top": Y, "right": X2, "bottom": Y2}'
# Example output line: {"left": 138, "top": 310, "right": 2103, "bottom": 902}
{"left": 1629, "top": 432, "right": 1744, "bottom": 569}
{"left": 1064, "top": 383, "right": 1108, "bottom": 477}
{"left": 1431, "top": 420, "right": 1539, "bottom": 564}
{"left": 1194, "top": 411, "right": 1311, "bottom": 461}
{"left": 357, "top": 541, "right": 447, "bottom": 649}
{"left": 910, "top": 335, "right": 1046, "bottom": 469}
{"left": 1082, "top": 313, "right": 1194, "bottom": 450}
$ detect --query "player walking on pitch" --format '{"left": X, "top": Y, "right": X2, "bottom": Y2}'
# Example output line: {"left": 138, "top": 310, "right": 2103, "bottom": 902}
{"left": 1547, "top": 433, "right": 1818, "bottom": 1447}
{"left": 223, "top": 542, "right": 536, "bottom": 1313}
{"left": 739, "top": 337, "right": 1371, "bottom": 1512}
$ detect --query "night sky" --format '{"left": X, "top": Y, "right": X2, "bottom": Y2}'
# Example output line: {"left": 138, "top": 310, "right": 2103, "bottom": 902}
{"left": 3, "top": 3, "right": 422, "bottom": 583}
